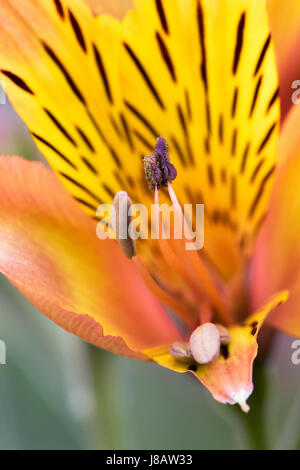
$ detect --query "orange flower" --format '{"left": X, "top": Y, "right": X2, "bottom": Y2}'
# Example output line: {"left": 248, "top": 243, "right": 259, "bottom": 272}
{"left": 0, "top": 0, "right": 298, "bottom": 412}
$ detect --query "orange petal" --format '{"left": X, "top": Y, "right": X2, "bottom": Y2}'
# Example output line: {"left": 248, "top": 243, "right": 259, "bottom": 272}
{"left": 84, "top": 0, "right": 132, "bottom": 18}
{"left": 278, "top": 103, "right": 300, "bottom": 169}
{"left": 251, "top": 103, "right": 300, "bottom": 336}
{"left": 268, "top": 0, "right": 300, "bottom": 120}
{"left": 0, "top": 156, "right": 180, "bottom": 357}
{"left": 145, "top": 291, "right": 288, "bottom": 409}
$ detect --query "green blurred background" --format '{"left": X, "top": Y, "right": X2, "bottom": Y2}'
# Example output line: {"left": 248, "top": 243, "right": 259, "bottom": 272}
{"left": 0, "top": 99, "right": 299, "bottom": 450}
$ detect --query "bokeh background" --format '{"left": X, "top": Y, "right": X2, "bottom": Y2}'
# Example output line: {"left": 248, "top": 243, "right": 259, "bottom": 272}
{"left": 0, "top": 96, "right": 300, "bottom": 450}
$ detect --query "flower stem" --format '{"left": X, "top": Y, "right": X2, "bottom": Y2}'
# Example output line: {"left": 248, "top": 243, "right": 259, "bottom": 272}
{"left": 275, "top": 384, "right": 300, "bottom": 450}
{"left": 237, "top": 365, "right": 269, "bottom": 449}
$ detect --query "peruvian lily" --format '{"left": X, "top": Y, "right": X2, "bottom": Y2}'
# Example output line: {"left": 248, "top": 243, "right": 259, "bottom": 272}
{"left": 0, "top": 0, "right": 299, "bottom": 413}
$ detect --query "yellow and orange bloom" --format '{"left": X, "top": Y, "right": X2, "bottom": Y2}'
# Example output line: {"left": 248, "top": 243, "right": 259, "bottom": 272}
{"left": 0, "top": 0, "right": 299, "bottom": 411}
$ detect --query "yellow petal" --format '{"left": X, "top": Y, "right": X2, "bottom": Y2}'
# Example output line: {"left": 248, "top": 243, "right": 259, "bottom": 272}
{"left": 0, "top": 0, "right": 127, "bottom": 218}
{"left": 0, "top": 0, "right": 279, "bottom": 280}
{"left": 123, "top": 0, "right": 279, "bottom": 280}
{"left": 144, "top": 291, "right": 288, "bottom": 407}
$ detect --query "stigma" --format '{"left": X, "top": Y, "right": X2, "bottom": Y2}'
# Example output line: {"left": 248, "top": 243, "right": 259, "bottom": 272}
{"left": 143, "top": 137, "right": 177, "bottom": 190}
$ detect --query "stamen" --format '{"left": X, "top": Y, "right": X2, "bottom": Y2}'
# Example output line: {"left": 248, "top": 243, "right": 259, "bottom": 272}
{"left": 143, "top": 138, "right": 232, "bottom": 325}
{"left": 143, "top": 137, "right": 177, "bottom": 189}
{"left": 189, "top": 323, "right": 221, "bottom": 365}
{"left": 154, "top": 187, "right": 161, "bottom": 238}
{"left": 170, "top": 323, "right": 231, "bottom": 366}
{"left": 169, "top": 341, "right": 193, "bottom": 363}
{"left": 113, "top": 191, "right": 136, "bottom": 259}
{"left": 154, "top": 187, "right": 206, "bottom": 301}
{"left": 114, "top": 180, "right": 197, "bottom": 328}
{"left": 133, "top": 256, "right": 196, "bottom": 328}
{"left": 215, "top": 324, "right": 231, "bottom": 344}
{"left": 167, "top": 182, "right": 233, "bottom": 325}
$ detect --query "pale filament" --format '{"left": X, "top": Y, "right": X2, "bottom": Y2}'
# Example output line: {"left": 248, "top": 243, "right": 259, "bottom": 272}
{"left": 166, "top": 182, "right": 233, "bottom": 325}
{"left": 154, "top": 188, "right": 209, "bottom": 301}
{"left": 133, "top": 256, "right": 197, "bottom": 329}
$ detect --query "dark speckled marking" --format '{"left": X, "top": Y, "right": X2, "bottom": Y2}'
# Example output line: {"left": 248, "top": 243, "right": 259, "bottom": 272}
{"left": 221, "top": 344, "right": 229, "bottom": 359}
{"left": 250, "top": 321, "right": 259, "bottom": 336}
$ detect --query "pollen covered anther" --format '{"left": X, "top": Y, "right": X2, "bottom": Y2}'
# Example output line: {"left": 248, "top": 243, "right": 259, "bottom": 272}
{"left": 189, "top": 323, "right": 221, "bottom": 365}
{"left": 113, "top": 191, "right": 136, "bottom": 260}
{"left": 215, "top": 324, "right": 231, "bottom": 344}
{"left": 169, "top": 341, "right": 193, "bottom": 363}
{"left": 143, "top": 137, "right": 177, "bottom": 190}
